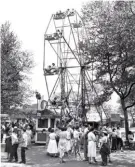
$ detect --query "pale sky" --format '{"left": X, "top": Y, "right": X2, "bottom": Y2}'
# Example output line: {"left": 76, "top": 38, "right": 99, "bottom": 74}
{"left": 0, "top": 0, "right": 119, "bottom": 105}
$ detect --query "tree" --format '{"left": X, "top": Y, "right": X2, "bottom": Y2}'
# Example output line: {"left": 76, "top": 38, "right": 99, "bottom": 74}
{"left": 82, "top": 1, "right": 135, "bottom": 139}
{"left": 1, "top": 22, "right": 34, "bottom": 113}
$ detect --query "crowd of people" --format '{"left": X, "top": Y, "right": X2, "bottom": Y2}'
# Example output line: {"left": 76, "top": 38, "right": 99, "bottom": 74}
{"left": 46, "top": 124, "right": 134, "bottom": 166}
{"left": 1, "top": 119, "right": 135, "bottom": 166}
{"left": 1, "top": 119, "right": 35, "bottom": 164}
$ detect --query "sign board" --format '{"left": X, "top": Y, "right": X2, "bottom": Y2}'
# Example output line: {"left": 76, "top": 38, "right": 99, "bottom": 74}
{"left": 37, "top": 113, "right": 41, "bottom": 117}
{"left": 111, "top": 114, "right": 120, "bottom": 122}
{"left": 86, "top": 113, "right": 100, "bottom": 122}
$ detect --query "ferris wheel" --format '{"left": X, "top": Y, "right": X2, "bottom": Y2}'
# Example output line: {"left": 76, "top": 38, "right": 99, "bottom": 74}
{"left": 43, "top": 9, "right": 109, "bottom": 122}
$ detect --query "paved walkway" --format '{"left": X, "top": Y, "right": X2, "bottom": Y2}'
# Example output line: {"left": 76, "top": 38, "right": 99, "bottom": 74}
{"left": 1, "top": 145, "right": 135, "bottom": 167}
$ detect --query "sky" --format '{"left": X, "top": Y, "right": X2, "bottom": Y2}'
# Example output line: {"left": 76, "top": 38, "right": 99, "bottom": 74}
{"left": 0, "top": 0, "right": 119, "bottom": 105}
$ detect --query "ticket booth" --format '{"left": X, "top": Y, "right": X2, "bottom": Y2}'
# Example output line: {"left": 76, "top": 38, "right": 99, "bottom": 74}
{"left": 35, "top": 109, "right": 60, "bottom": 144}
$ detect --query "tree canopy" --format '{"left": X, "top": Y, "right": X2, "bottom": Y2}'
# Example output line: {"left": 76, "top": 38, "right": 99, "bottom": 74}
{"left": 82, "top": 1, "right": 135, "bottom": 138}
{"left": 1, "top": 22, "right": 34, "bottom": 113}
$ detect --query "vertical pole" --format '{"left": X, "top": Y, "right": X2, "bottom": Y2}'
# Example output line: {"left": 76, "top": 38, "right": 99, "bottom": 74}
{"left": 60, "top": 63, "right": 65, "bottom": 123}
{"left": 37, "top": 99, "right": 38, "bottom": 111}
{"left": 81, "top": 66, "right": 86, "bottom": 121}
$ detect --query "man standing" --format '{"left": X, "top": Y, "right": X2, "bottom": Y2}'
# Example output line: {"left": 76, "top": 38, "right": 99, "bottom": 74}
{"left": 83, "top": 124, "right": 89, "bottom": 161}
{"left": 19, "top": 129, "right": 28, "bottom": 164}
{"left": 73, "top": 126, "right": 80, "bottom": 158}
{"left": 116, "top": 127, "right": 123, "bottom": 151}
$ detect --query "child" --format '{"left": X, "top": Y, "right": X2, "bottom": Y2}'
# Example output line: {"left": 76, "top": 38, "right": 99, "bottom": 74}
{"left": 100, "top": 131, "right": 110, "bottom": 166}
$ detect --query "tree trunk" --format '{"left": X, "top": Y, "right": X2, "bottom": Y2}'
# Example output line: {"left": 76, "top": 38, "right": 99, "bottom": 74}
{"left": 37, "top": 99, "right": 38, "bottom": 111}
{"left": 121, "top": 98, "right": 129, "bottom": 140}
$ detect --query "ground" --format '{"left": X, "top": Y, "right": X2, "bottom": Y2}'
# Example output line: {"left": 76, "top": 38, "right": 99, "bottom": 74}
{"left": 1, "top": 145, "right": 135, "bottom": 167}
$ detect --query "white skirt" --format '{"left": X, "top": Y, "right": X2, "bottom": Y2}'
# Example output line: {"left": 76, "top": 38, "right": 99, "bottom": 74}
{"left": 88, "top": 141, "right": 96, "bottom": 157}
{"left": 47, "top": 139, "right": 58, "bottom": 154}
{"left": 27, "top": 136, "right": 31, "bottom": 146}
{"left": 58, "top": 139, "right": 67, "bottom": 158}
{"left": 66, "top": 139, "right": 71, "bottom": 152}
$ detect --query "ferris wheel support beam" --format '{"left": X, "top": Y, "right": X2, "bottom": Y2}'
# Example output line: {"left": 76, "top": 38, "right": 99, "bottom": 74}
{"left": 43, "top": 38, "right": 46, "bottom": 71}
{"left": 48, "top": 41, "right": 63, "bottom": 64}
{"left": 63, "top": 37, "right": 81, "bottom": 65}
{"left": 77, "top": 71, "right": 81, "bottom": 105}
{"left": 66, "top": 70, "right": 78, "bottom": 111}
{"left": 67, "top": 17, "right": 81, "bottom": 63}
{"left": 81, "top": 67, "right": 86, "bottom": 120}
{"left": 60, "top": 63, "right": 66, "bottom": 120}
{"left": 44, "top": 15, "right": 54, "bottom": 35}
{"left": 84, "top": 80, "right": 91, "bottom": 110}
{"left": 64, "top": 29, "right": 72, "bottom": 66}
{"left": 49, "top": 73, "right": 61, "bottom": 100}
{"left": 67, "top": 69, "right": 79, "bottom": 85}
{"left": 44, "top": 74, "right": 50, "bottom": 101}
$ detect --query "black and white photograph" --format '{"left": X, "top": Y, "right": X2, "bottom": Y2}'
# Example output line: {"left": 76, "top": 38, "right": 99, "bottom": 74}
{"left": 0, "top": 0, "right": 135, "bottom": 167}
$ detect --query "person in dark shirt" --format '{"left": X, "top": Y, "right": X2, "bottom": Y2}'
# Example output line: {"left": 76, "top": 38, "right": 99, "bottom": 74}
{"left": 5, "top": 128, "right": 12, "bottom": 160}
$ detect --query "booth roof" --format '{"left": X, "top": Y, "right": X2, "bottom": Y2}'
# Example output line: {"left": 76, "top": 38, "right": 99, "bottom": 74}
{"left": 10, "top": 113, "right": 27, "bottom": 119}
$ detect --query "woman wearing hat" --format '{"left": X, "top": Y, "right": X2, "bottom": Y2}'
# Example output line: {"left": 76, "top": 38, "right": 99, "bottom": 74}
{"left": 100, "top": 131, "right": 110, "bottom": 166}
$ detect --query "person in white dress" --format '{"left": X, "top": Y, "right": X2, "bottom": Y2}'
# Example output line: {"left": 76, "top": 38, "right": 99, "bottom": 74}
{"left": 66, "top": 126, "right": 72, "bottom": 153}
{"left": 26, "top": 126, "right": 32, "bottom": 148}
{"left": 58, "top": 127, "right": 67, "bottom": 163}
{"left": 87, "top": 127, "right": 97, "bottom": 164}
{"left": 47, "top": 129, "right": 58, "bottom": 157}
{"left": 73, "top": 126, "right": 80, "bottom": 157}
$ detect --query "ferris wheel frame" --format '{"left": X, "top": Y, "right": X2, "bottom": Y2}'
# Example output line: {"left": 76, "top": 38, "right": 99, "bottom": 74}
{"left": 43, "top": 9, "right": 109, "bottom": 121}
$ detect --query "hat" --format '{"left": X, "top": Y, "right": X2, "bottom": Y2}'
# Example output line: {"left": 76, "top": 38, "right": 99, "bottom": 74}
{"left": 14, "top": 126, "right": 18, "bottom": 129}
{"left": 102, "top": 130, "right": 108, "bottom": 134}
{"left": 13, "top": 127, "right": 18, "bottom": 133}
{"left": 27, "top": 126, "right": 30, "bottom": 129}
